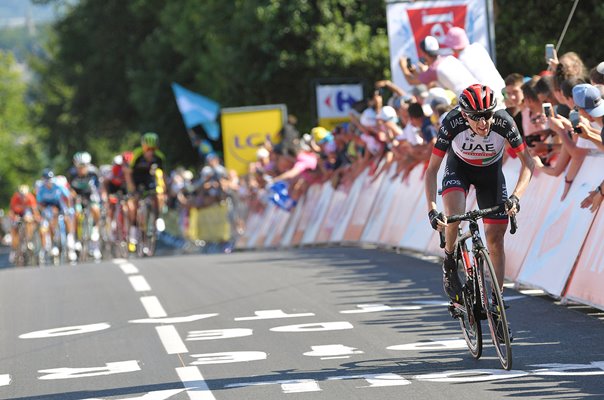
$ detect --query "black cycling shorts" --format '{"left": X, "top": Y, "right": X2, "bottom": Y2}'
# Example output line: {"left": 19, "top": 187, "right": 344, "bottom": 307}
{"left": 441, "top": 154, "right": 508, "bottom": 223}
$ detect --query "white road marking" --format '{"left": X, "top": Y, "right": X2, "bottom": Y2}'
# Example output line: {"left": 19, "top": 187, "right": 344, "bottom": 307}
{"left": 387, "top": 338, "right": 467, "bottom": 351}
{"left": 520, "top": 289, "right": 546, "bottom": 295}
{"left": 156, "top": 325, "right": 188, "bottom": 354}
{"left": 328, "top": 373, "right": 411, "bottom": 387}
{"left": 130, "top": 314, "right": 218, "bottom": 324}
{"left": 20, "top": 323, "right": 110, "bottom": 339}
{"left": 83, "top": 388, "right": 186, "bottom": 400}
{"left": 112, "top": 258, "right": 127, "bottom": 264}
{"left": 414, "top": 369, "right": 529, "bottom": 382}
{"left": 282, "top": 380, "right": 321, "bottom": 393}
{"left": 234, "top": 309, "right": 315, "bottom": 321}
{"left": 119, "top": 262, "right": 139, "bottom": 275}
{"left": 176, "top": 366, "right": 217, "bottom": 400}
{"left": 129, "top": 275, "right": 151, "bottom": 292}
{"left": 190, "top": 351, "right": 267, "bottom": 365}
{"left": 340, "top": 304, "right": 422, "bottom": 314}
{"left": 270, "top": 321, "right": 353, "bottom": 333}
{"left": 0, "top": 374, "right": 10, "bottom": 387}
{"left": 140, "top": 296, "right": 168, "bottom": 318}
{"left": 38, "top": 360, "right": 141, "bottom": 380}
{"left": 186, "top": 328, "right": 252, "bottom": 341}
{"left": 303, "top": 344, "right": 363, "bottom": 359}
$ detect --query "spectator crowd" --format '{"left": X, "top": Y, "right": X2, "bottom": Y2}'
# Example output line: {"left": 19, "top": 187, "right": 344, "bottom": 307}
{"left": 234, "top": 27, "right": 604, "bottom": 224}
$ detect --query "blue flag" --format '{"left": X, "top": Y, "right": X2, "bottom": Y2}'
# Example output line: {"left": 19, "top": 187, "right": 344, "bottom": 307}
{"left": 171, "top": 83, "right": 220, "bottom": 139}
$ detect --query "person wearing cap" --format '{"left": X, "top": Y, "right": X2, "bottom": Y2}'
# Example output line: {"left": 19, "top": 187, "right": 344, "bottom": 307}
{"left": 398, "top": 35, "right": 477, "bottom": 96}
{"left": 443, "top": 26, "right": 505, "bottom": 108}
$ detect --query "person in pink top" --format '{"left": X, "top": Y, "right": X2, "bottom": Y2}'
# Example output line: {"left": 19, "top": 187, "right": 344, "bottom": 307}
{"left": 272, "top": 137, "right": 320, "bottom": 200}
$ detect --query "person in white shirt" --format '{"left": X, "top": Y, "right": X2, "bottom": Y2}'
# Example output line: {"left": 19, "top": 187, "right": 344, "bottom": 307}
{"left": 399, "top": 35, "right": 477, "bottom": 96}
{"left": 444, "top": 27, "right": 505, "bottom": 109}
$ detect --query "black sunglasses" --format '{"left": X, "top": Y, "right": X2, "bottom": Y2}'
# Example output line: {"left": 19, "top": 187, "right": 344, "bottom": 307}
{"left": 465, "top": 111, "right": 494, "bottom": 121}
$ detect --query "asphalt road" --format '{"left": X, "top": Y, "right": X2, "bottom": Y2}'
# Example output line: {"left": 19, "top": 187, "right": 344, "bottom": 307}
{"left": 0, "top": 247, "right": 603, "bottom": 400}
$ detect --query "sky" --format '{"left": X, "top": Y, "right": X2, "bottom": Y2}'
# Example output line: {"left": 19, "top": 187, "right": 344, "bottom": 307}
{"left": 0, "top": 0, "right": 58, "bottom": 28}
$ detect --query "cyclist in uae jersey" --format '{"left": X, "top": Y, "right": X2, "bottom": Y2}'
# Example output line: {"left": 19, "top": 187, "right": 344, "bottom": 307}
{"left": 425, "top": 84, "right": 534, "bottom": 303}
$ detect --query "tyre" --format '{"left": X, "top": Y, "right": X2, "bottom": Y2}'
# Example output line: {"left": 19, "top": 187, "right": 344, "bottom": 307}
{"left": 456, "top": 248, "right": 482, "bottom": 359}
{"left": 478, "top": 248, "right": 512, "bottom": 370}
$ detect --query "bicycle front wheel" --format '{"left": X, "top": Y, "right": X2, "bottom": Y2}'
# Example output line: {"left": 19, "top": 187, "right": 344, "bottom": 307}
{"left": 478, "top": 248, "right": 512, "bottom": 370}
{"left": 456, "top": 250, "right": 482, "bottom": 359}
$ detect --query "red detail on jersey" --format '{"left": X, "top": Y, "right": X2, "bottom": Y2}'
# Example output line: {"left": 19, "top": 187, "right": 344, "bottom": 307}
{"left": 432, "top": 147, "right": 446, "bottom": 158}
{"left": 484, "top": 218, "right": 508, "bottom": 224}
{"left": 513, "top": 142, "right": 527, "bottom": 153}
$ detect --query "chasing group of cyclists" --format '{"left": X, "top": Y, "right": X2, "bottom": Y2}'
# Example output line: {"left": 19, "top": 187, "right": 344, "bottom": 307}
{"left": 6, "top": 132, "right": 167, "bottom": 266}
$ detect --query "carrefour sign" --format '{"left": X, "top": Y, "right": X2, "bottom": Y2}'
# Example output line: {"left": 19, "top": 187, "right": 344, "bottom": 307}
{"left": 316, "top": 84, "right": 363, "bottom": 120}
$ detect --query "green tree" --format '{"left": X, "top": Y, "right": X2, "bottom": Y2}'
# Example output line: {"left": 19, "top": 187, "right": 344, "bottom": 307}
{"left": 0, "top": 51, "right": 43, "bottom": 204}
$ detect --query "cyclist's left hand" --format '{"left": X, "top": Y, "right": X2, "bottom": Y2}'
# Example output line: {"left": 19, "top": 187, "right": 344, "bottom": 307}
{"left": 505, "top": 195, "right": 520, "bottom": 216}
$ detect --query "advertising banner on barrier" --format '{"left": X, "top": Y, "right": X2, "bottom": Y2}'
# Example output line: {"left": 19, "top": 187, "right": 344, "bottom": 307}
{"left": 221, "top": 104, "right": 287, "bottom": 176}
{"left": 386, "top": 0, "right": 494, "bottom": 94}
{"left": 315, "top": 83, "right": 363, "bottom": 130}
{"left": 290, "top": 185, "right": 322, "bottom": 246}
{"left": 280, "top": 195, "right": 306, "bottom": 247}
{"left": 517, "top": 156, "right": 604, "bottom": 296}
{"left": 565, "top": 206, "right": 604, "bottom": 310}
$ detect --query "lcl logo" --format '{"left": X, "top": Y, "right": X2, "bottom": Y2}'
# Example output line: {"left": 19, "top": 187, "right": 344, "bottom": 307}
{"left": 233, "top": 132, "right": 273, "bottom": 149}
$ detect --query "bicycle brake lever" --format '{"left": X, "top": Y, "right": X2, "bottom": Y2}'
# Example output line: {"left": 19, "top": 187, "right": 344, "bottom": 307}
{"left": 439, "top": 231, "right": 446, "bottom": 248}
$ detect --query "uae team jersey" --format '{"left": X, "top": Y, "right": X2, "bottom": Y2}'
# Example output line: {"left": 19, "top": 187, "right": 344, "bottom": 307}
{"left": 432, "top": 108, "right": 525, "bottom": 166}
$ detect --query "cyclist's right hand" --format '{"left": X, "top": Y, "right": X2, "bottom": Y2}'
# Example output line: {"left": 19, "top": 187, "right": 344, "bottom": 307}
{"left": 428, "top": 209, "right": 447, "bottom": 231}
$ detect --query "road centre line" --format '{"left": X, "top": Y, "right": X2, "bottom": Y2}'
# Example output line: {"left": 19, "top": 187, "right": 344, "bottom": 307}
{"left": 176, "top": 366, "right": 217, "bottom": 400}
{"left": 129, "top": 275, "right": 151, "bottom": 292}
{"left": 156, "top": 325, "right": 189, "bottom": 354}
{"left": 140, "top": 296, "right": 168, "bottom": 318}
{"left": 119, "top": 262, "right": 139, "bottom": 275}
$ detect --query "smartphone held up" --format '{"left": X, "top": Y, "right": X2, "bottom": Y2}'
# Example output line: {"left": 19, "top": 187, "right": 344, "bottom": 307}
{"left": 569, "top": 109, "right": 581, "bottom": 134}
{"left": 545, "top": 44, "right": 555, "bottom": 64}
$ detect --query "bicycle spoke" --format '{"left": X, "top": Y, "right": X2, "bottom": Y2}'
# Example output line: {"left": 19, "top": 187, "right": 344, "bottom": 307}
{"left": 478, "top": 249, "right": 512, "bottom": 370}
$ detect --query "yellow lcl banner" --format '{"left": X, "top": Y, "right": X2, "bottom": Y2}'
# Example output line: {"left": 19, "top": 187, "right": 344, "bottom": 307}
{"left": 221, "top": 104, "right": 287, "bottom": 176}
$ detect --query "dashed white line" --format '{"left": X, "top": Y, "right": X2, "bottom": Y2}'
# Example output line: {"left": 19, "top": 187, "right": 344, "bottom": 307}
{"left": 156, "top": 325, "right": 188, "bottom": 354}
{"left": 0, "top": 374, "right": 10, "bottom": 387}
{"left": 119, "top": 262, "right": 139, "bottom": 275}
{"left": 129, "top": 275, "right": 151, "bottom": 292}
{"left": 140, "top": 296, "right": 168, "bottom": 318}
{"left": 176, "top": 366, "right": 217, "bottom": 400}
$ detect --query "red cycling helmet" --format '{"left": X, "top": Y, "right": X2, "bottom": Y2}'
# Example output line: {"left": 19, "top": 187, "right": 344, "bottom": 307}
{"left": 459, "top": 84, "right": 497, "bottom": 115}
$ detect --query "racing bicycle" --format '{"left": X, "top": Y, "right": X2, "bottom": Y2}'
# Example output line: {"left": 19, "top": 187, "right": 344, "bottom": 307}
{"left": 439, "top": 203, "right": 516, "bottom": 370}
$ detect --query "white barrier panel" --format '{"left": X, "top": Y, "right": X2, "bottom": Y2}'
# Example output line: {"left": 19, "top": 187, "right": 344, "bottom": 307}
{"left": 361, "top": 164, "right": 400, "bottom": 244}
{"left": 280, "top": 195, "right": 306, "bottom": 247}
{"left": 302, "top": 182, "right": 335, "bottom": 245}
{"left": 516, "top": 156, "right": 604, "bottom": 296}
{"left": 565, "top": 205, "right": 604, "bottom": 310}
{"left": 265, "top": 206, "right": 293, "bottom": 248}
{"left": 503, "top": 160, "right": 563, "bottom": 280}
{"left": 250, "top": 203, "right": 278, "bottom": 249}
{"left": 379, "top": 165, "right": 424, "bottom": 247}
{"left": 242, "top": 211, "right": 264, "bottom": 249}
{"left": 342, "top": 165, "right": 386, "bottom": 242}
{"left": 316, "top": 181, "right": 354, "bottom": 243}
{"left": 290, "top": 185, "right": 323, "bottom": 246}
{"left": 331, "top": 169, "right": 368, "bottom": 242}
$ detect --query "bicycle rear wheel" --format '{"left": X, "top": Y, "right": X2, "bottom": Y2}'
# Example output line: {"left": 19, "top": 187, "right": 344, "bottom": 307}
{"left": 478, "top": 248, "right": 512, "bottom": 370}
{"left": 456, "top": 249, "right": 482, "bottom": 359}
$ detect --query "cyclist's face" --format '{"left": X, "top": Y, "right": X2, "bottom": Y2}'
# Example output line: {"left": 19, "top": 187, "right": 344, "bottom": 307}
{"left": 463, "top": 112, "right": 492, "bottom": 136}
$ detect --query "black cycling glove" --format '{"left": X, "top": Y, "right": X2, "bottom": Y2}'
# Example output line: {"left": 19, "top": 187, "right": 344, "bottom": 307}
{"left": 506, "top": 195, "right": 520, "bottom": 213}
{"left": 428, "top": 209, "right": 445, "bottom": 231}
